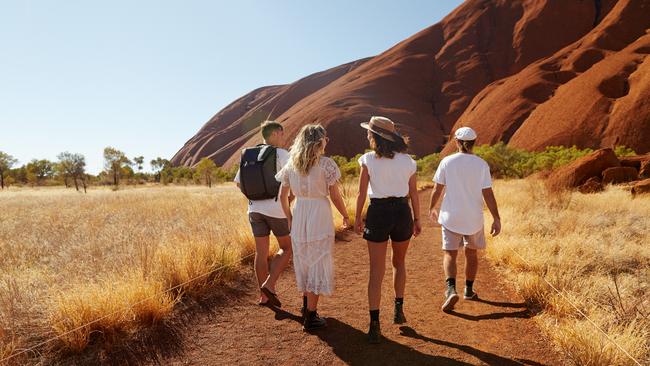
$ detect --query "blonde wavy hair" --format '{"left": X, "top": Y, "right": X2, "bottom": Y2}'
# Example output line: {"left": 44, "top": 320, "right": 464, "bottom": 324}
{"left": 289, "top": 124, "right": 327, "bottom": 175}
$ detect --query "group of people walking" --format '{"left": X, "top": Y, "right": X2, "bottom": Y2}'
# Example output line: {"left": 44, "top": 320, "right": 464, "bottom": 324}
{"left": 234, "top": 117, "right": 501, "bottom": 344}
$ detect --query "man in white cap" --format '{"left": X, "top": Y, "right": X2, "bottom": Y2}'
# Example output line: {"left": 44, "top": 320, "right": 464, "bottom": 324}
{"left": 428, "top": 127, "right": 501, "bottom": 312}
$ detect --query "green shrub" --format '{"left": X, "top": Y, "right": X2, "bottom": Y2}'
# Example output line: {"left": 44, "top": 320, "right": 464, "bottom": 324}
{"left": 614, "top": 145, "right": 636, "bottom": 157}
{"left": 329, "top": 144, "right": 637, "bottom": 181}
{"left": 416, "top": 153, "right": 441, "bottom": 178}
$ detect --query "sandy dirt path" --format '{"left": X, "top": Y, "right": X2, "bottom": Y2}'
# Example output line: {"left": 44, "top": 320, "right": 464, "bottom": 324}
{"left": 131, "top": 190, "right": 562, "bottom": 366}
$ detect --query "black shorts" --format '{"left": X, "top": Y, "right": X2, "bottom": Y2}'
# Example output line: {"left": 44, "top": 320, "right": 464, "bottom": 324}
{"left": 363, "top": 197, "right": 414, "bottom": 243}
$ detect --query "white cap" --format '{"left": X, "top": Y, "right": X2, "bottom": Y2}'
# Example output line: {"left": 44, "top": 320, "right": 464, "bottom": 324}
{"left": 454, "top": 127, "right": 477, "bottom": 141}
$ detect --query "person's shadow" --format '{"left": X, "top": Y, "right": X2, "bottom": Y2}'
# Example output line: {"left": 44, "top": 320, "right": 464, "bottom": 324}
{"left": 445, "top": 297, "right": 534, "bottom": 321}
{"left": 399, "top": 326, "right": 548, "bottom": 366}
{"left": 312, "top": 317, "right": 473, "bottom": 366}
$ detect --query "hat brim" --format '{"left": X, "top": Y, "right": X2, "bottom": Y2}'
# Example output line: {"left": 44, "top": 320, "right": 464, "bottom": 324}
{"left": 360, "top": 122, "right": 396, "bottom": 142}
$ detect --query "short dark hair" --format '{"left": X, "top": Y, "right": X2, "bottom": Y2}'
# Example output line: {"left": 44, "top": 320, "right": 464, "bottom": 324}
{"left": 261, "top": 121, "right": 283, "bottom": 140}
{"left": 369, "top": 132, "right": 409, "bottom": 158}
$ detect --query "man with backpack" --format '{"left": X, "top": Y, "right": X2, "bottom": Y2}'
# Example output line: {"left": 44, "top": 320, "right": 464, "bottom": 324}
{"left": 234, "top": 121, "right": 291, "bottom": 307}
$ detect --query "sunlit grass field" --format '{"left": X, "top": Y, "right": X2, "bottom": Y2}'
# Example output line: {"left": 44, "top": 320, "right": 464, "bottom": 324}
{"left": 0, "top": 185, "right": 255, "bottom": 364}
{"left": 2, "top": 179, "right": 648, "bottom": 365}
{"left": 487, "top": 180, "right": 649, "bottom": 365}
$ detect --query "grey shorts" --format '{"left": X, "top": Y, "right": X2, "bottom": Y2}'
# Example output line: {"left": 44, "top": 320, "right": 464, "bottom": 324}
{"left": 441, "top": 226, "right": 486, "bottom": 250}
{"left": 248, "top": 212, "right": 290, "bottom": 238}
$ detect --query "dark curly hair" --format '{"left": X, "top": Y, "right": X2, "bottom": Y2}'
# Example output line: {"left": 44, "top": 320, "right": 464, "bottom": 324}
{"left": 369, "top": 132, "right": 409, "bottom": 158}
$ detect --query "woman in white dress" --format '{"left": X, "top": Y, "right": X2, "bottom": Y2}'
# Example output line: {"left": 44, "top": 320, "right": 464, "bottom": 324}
{"left": 276, "top": 124, "right": 350, "bottom": 331}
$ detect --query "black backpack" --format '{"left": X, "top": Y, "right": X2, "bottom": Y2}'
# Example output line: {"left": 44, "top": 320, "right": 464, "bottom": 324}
{"left": 239, "top": 144, "right": 281, "bottom": 201}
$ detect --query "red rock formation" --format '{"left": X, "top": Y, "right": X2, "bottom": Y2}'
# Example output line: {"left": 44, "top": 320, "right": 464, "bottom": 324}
{"left": 172, "top": 0, "right": 650, "bottom": 169}
{"left": 631, "top": 178, "right": 650, "bottom": 196}
{"left": 578, "top": 176, "right": 605, "bottom": 194}
{"left": 546, "top": 148, "right": 620, "bottom": 190}
{"left": 602, "top": 166, "right": 638, "bottom": 184}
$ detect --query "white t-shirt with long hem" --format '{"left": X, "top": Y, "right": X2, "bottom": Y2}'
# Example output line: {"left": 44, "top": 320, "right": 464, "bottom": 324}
{"left": 234, "top": 148, "right": 289, "bottom": 219}
{"left": 433, "top": 152, "right": 492, "bottom": 235}
{"left": 358, "top": 152, "right": 417, "bottom": 199}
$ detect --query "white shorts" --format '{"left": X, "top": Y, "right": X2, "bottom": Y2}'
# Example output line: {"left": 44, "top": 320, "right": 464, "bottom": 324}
{"left": 441, "top": 226, "right": 486, "bottom": 251}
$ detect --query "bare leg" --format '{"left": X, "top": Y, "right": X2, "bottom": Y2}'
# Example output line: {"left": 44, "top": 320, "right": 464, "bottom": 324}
{"left": 262, "top": 235, "right": 292, "bottom": 292}
{"left": 443, "top": 250, "right": 458, "bottom": 280}
{"left": 368, "top": 241, "right": 388, "bottom": 311}
{"left": 391, "top": 240, "right": 410, "bottom": 298}
{"left": 307, "top": 292, "right": 319, "bottom": 311}
{"left": 465, "top": 248, "right": 478, "bottom": 281}
{"left": 254, "top": 236, "right": 270, "bottom": 301}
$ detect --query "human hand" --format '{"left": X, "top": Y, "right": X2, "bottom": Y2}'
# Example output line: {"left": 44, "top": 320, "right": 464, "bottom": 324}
{"left": 490, "top": 218, "right": 501, "bottom": 237}
{"left": 354, "top": 219, "right": 365, "bottom": 235}
{"left": 429, "top": 209, "right": 440, "bottom": 225}
{"left": 342, "top": 217, "right": 351, "bottom": 230}
{"left": 413, "top": 219, "right": 422, "bottom": 237}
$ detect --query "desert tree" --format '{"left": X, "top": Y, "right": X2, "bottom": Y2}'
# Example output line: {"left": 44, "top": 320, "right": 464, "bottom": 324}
{"left": 150, "top": 157, "right": 170, "bottom": 183}
{"left": 195, "top": 157, "right": 217, "bottom": 188}
{"left": 57, "top": 152, "right": 87, "bottom": 192}
{"left": 0, "top": 151, "right": 18, "bottom": 189}
{"left": 133, "top": 155, "right": 144, "bottom": 183}
{"left": 133, "top": 156, "right": 144, "bottom": 172}
{"left": 26, "top": 159, "right": 54, "bottom": 185}
{"left": 103, "top": 147, "right": 131, "bottom": 186}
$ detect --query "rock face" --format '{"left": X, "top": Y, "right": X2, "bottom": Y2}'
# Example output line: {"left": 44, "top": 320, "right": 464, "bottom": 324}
{"left": 172, "top": 0, "right": 650, "bottom": 169}
{"left": 602, "top": 166, "right": 638, "bottom": 184}
{"left": 640, "top": 161, "right": 650, "bottom": 179}
{"left": 578, "top": 176, "right": 605, "bottom": 194}
{"left": 631, "top": 178, "right": 650, "bottom": 196}
{"left": 546, "top": 148, "right": 620, "bottom": 190}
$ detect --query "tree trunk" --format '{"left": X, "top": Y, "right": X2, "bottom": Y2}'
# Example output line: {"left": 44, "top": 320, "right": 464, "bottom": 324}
{"left": 82, "top": 176, "right": 87, "bottom": 194}
{"left": 64, "top": 176, "right": 69, "bottom": 188}
{"left": 0, "top": 171, "right": 4, "bottom": 189}
{"left": 113, "top": 170, "right": 118, "bottom": 186}
{"left": 73, "top": 176, "right": 79, "bottom": 192}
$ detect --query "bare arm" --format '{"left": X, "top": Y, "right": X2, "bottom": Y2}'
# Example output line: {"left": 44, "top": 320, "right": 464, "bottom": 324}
{"left": 482, "top": 187, "right": 501, "bottom": 236}
{"left": 355, "top": 165, "right": 370, "bottom": 234}
{"left": 329, "top": 182, "right": 350, "bottom": 228}
{"left": 279, "top": 185, "right": 292, "bottom": 227}
{"left": 428, "top": 183, "right": 445, "bottom": 224}
{"left": 408, "top": 174, "right": 422, "bottom": 236}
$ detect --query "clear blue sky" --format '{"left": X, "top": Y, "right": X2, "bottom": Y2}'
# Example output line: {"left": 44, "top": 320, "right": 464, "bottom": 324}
{"left": 0, "top": 0, "right": 463, "bottom": 174}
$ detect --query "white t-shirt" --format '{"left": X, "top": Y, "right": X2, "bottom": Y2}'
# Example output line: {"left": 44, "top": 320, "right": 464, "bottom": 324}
{"left": 358, "top": 152, "right": 417, "bottom": 199}
{"left": 234, "top": 148, "right": 289, "bottom": 218}
{"left": 433, "top": 153, "right": 492, "bottom": 235}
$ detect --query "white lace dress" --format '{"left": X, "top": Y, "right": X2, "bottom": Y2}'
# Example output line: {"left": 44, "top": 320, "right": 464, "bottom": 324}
{"left": 275, "top": 157, "right": 341, "bottom": 295}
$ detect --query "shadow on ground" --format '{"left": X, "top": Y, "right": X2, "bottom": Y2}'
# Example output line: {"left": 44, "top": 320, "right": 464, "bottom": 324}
{"left": 399, "top": 326, "right": 548, "bottom": 366}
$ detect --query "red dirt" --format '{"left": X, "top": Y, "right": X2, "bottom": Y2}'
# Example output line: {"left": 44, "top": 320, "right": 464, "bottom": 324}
{"left": 172, "top": 0, "right": 650, "bottom": 169}
{"left": 130, "top": 191, "right": 563, "bottom": 365}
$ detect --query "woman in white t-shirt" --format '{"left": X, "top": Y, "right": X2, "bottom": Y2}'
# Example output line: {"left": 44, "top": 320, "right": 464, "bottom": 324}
{"left": 354, "top": 116, "right": 422, "bottom": 344}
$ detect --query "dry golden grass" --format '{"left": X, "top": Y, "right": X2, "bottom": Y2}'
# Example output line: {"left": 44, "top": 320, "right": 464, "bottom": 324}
{"left": 487, "top": 179, "right": 650, "bottom": 366}
{"left": 0, "top": 184, "right": 254, "bottom": 364}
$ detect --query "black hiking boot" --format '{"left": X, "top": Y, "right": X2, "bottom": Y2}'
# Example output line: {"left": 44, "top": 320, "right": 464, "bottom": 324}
{"left": 303, "top": 311, "right": 327, "bottom": 331}
{"left": 368, "top": 320, "right": 382, "bottom": 344}
{"left": 394, "top": 303, "right": 407, "bottom": 324}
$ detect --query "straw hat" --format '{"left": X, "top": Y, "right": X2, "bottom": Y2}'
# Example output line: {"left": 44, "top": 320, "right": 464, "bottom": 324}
{"left": 360, "top": 116, "right": 399, "bottom": 142}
